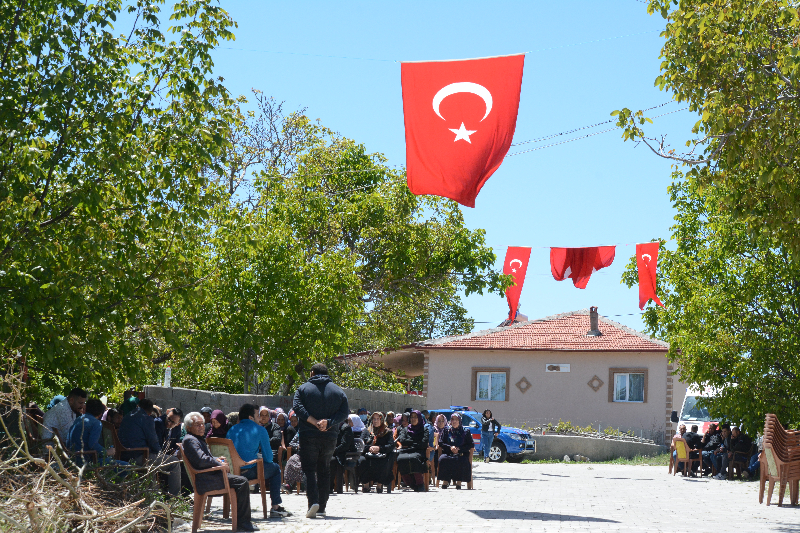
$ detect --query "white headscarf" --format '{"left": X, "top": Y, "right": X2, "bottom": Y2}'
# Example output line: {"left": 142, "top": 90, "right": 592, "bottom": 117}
{"left": 349, "top": 413, "right": 366, "bottom": 432}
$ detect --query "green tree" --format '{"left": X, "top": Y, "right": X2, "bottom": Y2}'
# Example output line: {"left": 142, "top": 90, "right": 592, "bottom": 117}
{"left": 163, "top": 100, "right": 507, "bottom": 394}
{"left": 0, "top": 0, "right": 237, "bottom": 394}
{"left": 615, "top": 0, "right": 800, "bottom": 249}
{"left": 621, "top": 174, "right": 800, "bottom": 435}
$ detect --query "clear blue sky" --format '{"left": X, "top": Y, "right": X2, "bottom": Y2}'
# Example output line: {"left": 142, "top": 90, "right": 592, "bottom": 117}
{"left": 208, "top": 1, "right": 694, "bottom": 334}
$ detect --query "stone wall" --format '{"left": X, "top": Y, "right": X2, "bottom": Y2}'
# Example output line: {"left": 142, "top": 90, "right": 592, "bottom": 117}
{"left": 530, "top": 434, "right": 668, "bottom": 462}
{"left": 143, "top": 385, "right": 427, "bottom": 416}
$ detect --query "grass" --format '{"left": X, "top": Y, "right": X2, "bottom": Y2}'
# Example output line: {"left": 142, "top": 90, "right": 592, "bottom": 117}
{"left": 519, "top": 453, "right": 671, "bottom": 466}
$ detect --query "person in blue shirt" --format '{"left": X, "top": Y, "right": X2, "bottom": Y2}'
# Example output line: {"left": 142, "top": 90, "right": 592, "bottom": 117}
{"left": 67, "top": 398, "right": 106, "bottom": 465}
{"left": 227, "top": 403, "right": 291, "bottom": 518}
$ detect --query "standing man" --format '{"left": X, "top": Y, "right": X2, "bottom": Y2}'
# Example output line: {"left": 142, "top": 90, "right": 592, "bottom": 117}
{"left": 292, "top": 363, "right": 349, "bottom": 518}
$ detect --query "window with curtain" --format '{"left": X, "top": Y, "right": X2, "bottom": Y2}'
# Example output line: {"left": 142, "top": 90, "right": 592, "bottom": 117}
{"left": 476, "top": 371, "right": 506, "bottom": 401}
{"left": 613, "top": 372, "right": 644, "bottom": 402}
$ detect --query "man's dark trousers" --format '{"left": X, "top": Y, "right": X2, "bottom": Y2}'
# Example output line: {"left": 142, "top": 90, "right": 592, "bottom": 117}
{"left": 201, "top": 474, "right": 251, "bottom": 525}
{"left": 299, "top": 433, "right": 337, "bottom": 512}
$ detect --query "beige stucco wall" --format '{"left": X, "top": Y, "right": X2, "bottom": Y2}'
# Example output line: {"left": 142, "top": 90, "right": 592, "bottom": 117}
{"left": 426, "top": 348, "right": 682, "bottom": 444}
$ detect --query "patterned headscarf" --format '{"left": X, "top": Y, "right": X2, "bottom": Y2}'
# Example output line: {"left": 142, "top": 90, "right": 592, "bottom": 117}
{"left": 407, "top": 409, "right": 425, "bottom": 437}
{"left": 370, "top": 411, "right": 388, "bottom": 437}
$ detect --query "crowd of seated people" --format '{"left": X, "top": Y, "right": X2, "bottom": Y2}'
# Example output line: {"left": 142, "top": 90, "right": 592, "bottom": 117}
{"left": 32, "top": 386, "right": 471, "bottom": 530}
{"left": 673, "top": 422, "right": 760, "bottom": 480}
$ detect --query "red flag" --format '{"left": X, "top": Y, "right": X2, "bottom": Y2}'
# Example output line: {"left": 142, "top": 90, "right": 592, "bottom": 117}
{"left": 503, "top": 246, "right": 532, "bottom": 320}
{"left": 550, "top": 246, "right": 616, "bottom": 289}
{"left": 401, "top": 54, "right": 525, "bottom": 208}
{"left": 636, "top": 242, "right": 664, "bottom": 309}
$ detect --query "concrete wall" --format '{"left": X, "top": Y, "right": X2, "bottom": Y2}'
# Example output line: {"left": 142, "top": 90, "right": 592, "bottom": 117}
{"left": 143, "top": 385, "right": 426, "bottom": 416}
{"left": 426, "top": 349, "right": 683, "bottom": 444}
{"left": 531, "top": 434, "right": 668, "bottom": 462}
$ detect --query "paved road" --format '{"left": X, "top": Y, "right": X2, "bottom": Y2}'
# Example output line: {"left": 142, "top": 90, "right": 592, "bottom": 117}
{"left": 175, "top": 462, "right": 799, "bottom": 532}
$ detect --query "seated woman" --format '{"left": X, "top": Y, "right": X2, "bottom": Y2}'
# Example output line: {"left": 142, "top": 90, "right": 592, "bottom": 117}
{"left": 206, "top": 409, "right": 230, "bottom": 438}
{"left": 437, "top": 412, "right": 474, "bottom": 489}
{"left": 359, "top": 411, "right": 395, "bottom": 493}
{"left": 384, "top": 411, "right": 395, "bottom": 430}
{"left": 331, "top": 415, "right": 358, "bottom": 493}
{"left": 284, "top": 431, "right": 304, "bottom": 493}
{"left": 395, "top": 410, "right": 429, "bottom": 491}
{"left": 350, "top": 412, "right": 366, "bottom": 439}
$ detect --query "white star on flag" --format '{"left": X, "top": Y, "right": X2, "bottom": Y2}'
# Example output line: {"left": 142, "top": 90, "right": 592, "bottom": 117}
{"left": 448, "top": 122, "right": 477, "bottom": 143}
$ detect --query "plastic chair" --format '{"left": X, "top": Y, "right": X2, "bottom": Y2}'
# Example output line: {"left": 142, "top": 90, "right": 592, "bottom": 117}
{"left": 207, "top": 437, "right": 268, "bottom": 519}
{"left": 672, "top": 438, "right": 701, "bottom": 477}
{"left": 341, "top": 437, "right": 364, "bottom": 493}
{"left": 762, "top": 445, "right": 800, "bottom": 506}
{"left": 177, "top": 443, "right": 237, "bottom": 533}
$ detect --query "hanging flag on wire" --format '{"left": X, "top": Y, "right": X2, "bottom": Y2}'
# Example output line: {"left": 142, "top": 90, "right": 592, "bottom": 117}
{"left": 550, "top": 246, "right": 616, "bottom": 289}
{"left": 503, "top": 246, "right": 532, "bottom": 320}
{"left": 636, "top": 242, "right": 664, "bottom": 309}
{"left": 401, "top": 54, "right": 525, "bottom": 207}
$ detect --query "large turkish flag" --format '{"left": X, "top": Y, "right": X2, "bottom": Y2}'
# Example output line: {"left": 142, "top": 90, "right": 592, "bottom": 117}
{"left": 550, "top": 246, "right": 616, "bottom": 289}
{"left": 636, "top": 242, "right": 664, "bottom": 309}
{"left": 401, "top": 54, "right": 525, "bottom": 207}
{"left": 503, "top": 246, "right": 532, "bottom": 320}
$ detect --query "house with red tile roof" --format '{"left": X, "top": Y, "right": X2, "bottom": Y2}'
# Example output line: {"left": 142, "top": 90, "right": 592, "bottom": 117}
{"left": 345, "top": 307, "right": 686, "bottom": 444}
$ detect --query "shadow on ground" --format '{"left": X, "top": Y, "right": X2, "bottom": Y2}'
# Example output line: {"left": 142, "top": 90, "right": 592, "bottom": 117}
{"left": 468, "top": 510, "right": 620, "bottom": 522}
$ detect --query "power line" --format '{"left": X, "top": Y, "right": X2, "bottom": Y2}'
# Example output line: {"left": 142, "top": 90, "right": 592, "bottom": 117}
{"left": 216, "top": 30, "right": 662, "bottom": 63}
{"left": 505, "top": 107, "right": 688, "bottom": 157}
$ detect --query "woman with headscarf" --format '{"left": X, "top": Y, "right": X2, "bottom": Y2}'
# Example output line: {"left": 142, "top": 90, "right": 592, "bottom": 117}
{"left": 331, "top": 415, "right": 359, "bottom": 493}
{"left": 432, "top": 413, "right": 448, "bottom": 475}
{"left": 359, "top": 411, "right": 395, "bottom": 493}
{"left": 258, "top": 406, "right": 271, "bottom": 427}
{"left": 206, "top": 410, "right": 230, "bottom": 438}
{"left": 437, "top": 412, "right": 474, "bottom": 489}
{"left": 385, "top": 411, "right": 395, "bottom": 430}
{"left": 395, "top": 410, "right": 430, "bottom": 491}
{"left": 276, "top": 411, "right": 296, "bottom": 446}
{"left": 349, "top": 411, "right": 366, "bottom": 439}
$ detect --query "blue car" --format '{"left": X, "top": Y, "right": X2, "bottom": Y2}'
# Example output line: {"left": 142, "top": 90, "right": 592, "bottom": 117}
{"left": 429, "top": 406, "right": 536, "bottom": 462}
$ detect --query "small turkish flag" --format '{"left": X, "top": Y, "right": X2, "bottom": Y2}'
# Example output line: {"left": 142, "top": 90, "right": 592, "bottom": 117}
{"left": 636, "top": 242, "right": 664, "bottom": 309}
{"left": 503, "top": 246, "right": 532, "bottom": 320}
{"left": 401, "top": 54, "right": 525, "bottom": 207}
{"left": 550, "top": 246, "right": 616, "bottom": 289}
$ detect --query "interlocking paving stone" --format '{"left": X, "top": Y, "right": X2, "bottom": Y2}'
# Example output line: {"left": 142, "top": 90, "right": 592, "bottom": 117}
{"left": 174, "top": 462, "right": 799, "bottom": 532}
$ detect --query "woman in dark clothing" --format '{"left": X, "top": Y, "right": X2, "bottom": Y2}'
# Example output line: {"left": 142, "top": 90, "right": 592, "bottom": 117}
{"left": 331, "top": 416, "right": 357, "bottom": 493}
{"left": 437, "top": 412, "right": 474, "bottom": 489}
{"left": 206, "top": 410, "right": 230, "bottom": 439}
{"left": 480, "top": 409, "right": 501, "bottom": 463}
{"left": 359, "top": 411, "right": 396, "bottom": 493}
{"left": 395, "top": 410, "right": 429, "bottom": 491}
{"left": 277, "top": 412, "right": 296, "bottom": 447}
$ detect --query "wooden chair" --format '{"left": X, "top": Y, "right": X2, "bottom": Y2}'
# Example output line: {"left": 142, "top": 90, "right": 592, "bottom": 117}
{"left": 208, "top": 437, "right": 268, "bottom": 519}
{"left": 434, "top": 448, "right": 474, "bottom": 489}
{"left": 177, "top": 443, "right": 238, "bottom": 533}
{"left": 102, "top": 421, "right": 149, "bottom": 463}
{"left": 672, "top": 438, "right": 701, "bottom": 477}
{"left": 728, "top": 443, "right": 755, "bottom": 480}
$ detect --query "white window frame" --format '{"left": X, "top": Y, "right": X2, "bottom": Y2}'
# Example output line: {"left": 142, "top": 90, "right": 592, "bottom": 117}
{"left": 613, "top": 372, "right": 645, "bottom": 403}
{"left": 475, "top": 371, "right": 508, "bottom": 402}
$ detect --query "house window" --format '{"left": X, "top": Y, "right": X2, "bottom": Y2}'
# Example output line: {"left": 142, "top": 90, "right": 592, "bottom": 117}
{"left": 471, "top": 367, "right": 510, "bottom": 401}
{"left": 608, "top": 367, "right": 648, "bottom": 403}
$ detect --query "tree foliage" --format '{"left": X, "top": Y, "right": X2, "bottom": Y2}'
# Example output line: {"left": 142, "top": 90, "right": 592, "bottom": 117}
{"left": 615, "top": 0, "right": 800, "bottom": 250}
{"left": 169, "top": 100, "right": 506, "bottom": 394}
{"left": 0, "top": 0, "right": 237, "bottom": 395}
{"left": 621, "top": 174, "right": 800, "bottom": 436}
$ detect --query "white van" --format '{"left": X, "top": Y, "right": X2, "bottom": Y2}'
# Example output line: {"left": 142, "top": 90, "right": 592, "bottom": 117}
{"left": 671, "top": 385, "right": 719, "bottom": 435}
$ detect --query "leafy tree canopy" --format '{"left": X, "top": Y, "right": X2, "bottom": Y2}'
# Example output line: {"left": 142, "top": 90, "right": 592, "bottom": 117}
{"left": 0, "top": 0, "right": 237, "bottom": 395}
{"left": 621, "top": 174, "right": 800, "bottom": 436}
{"left": 615, "top": 0, "right": 800, "bottom": 249}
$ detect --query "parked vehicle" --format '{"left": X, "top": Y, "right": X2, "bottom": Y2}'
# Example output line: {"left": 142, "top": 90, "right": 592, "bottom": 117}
{"left": 671, "top": 386, "right": 719, "bottom": 434}
{"left": 429, "top": 406, "right": 536, "bottom": 462}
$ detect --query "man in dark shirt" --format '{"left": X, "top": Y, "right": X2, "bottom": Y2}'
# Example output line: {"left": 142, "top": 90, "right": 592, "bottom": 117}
{"left": 679, "top": 424, "right": 703, "bottom": 473}
{"left": 717, "top": 426, "right": 752, "bottom": 479}
{"left": 118, "top": 398, "right": 181, "bottom": 495}
{"left": 182, "top": 412, "right": 257, "bottom": 532}
{"left": 292, "top": 363, "right": 349, "bottom": 518}
{"left": 700, "top": 423, "right": 723, "bottom": 475}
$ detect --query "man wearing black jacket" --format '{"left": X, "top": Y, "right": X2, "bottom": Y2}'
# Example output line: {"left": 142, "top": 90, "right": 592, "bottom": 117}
{"left": 717, "top": 426, "right": 752, "bottom": 479}
{"left": 182, "top": 412, "right": 257, "bottom": 532}
{"left": 292, "top": 363, "right": 349, "bottom": 519}
{"left": 679, "top": 425, "right": 703, "bottom": 473}
{"left": 701, "top": 423, "right": 723, "bottom": 475}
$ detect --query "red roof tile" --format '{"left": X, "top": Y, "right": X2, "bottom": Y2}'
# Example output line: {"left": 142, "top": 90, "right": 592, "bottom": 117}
{"left": 414, "top": 309, "right": 668, "bottom": 352}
